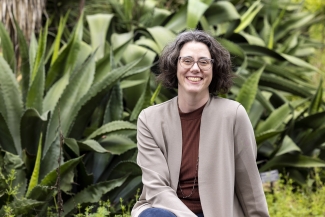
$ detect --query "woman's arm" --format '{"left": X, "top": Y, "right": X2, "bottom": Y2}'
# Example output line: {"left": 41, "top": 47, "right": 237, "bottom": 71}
{"left": 136, "top": 110, "right": 197, "bottom": 217}
{"left": 234, "top": 105, "right": 270, "bottom": 217}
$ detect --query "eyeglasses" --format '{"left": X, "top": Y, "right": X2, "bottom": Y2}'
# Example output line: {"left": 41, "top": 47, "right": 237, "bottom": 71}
{"left": 178, "top": 56, "right": 214, "bottom": 71}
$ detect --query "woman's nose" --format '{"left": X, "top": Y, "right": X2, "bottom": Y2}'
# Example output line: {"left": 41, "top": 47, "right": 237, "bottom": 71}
{"left": 190, "top": 62, "right": 200, "bottom": 71}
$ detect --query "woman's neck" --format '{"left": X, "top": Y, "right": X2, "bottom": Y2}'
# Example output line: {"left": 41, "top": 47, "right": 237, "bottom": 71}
{"left": 178, "top": 91, "right": 209, "bottom": 113}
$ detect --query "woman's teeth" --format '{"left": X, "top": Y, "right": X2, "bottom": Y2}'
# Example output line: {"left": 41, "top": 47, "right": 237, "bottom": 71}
{"left": 187, "top": 77, "right": 201, "bottom": 81}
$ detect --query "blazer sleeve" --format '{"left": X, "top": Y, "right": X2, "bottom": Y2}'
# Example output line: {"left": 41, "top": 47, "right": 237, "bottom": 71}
{"left": 136, "top": 110, "right": 197, "bottom": 217}
{"left": 234, "top": 105, "right": 270, "bottom": 217}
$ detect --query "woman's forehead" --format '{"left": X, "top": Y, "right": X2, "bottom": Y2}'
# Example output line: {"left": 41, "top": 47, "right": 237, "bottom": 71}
{"left": 179, "top": 41, "right": 211, "bottom": 58}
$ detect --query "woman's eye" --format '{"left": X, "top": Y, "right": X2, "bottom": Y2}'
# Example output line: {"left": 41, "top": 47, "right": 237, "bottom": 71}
{"left": 183, "top": 59, "right": 193, "bottom": 63}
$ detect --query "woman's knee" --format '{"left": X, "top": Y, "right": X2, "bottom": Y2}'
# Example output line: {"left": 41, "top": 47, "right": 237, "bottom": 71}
{"left": 139, "top": 208, "right": 176, "bottom": 217}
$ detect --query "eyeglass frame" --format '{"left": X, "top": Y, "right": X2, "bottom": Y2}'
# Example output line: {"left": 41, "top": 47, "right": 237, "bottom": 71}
{"left": 178, "top": 56, "right": 214, "bottom": 71}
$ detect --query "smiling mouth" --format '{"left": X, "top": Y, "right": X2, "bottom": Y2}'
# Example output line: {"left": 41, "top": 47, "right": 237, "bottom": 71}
{"left": 187, "top": 77, "right": 202, "bottom": 82}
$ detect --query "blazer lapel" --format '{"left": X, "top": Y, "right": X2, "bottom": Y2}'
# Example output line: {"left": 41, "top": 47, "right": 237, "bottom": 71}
{"left": 165, "top": 97, "right": 183, "bottom": 190}
{"left": 198, "top": 95, "right": 213, "bottom": 180}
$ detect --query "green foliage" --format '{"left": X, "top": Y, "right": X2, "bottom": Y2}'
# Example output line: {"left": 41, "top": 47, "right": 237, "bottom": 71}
{"left": 1, "top": 0, "right": 325, "bottom": 215}
{"left": 0, "top": 10, "right": 147, "bottom": 216}
{"left": 266, "top": 169, "right": 325, "bottom": 216}
{"left": 43, "top": 0, "right": 325, "bottom": 188}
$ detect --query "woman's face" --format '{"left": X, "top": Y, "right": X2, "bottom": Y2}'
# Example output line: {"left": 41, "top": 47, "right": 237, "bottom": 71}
{"left": 177, "top": 41, "right": 213, "bottom": 97}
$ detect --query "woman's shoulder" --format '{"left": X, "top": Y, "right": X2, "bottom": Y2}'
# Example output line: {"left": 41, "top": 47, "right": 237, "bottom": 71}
{"left": 209, "top": 95, "right": 241, "bottom": 110}
{"left": 209, "top": 96, "right": 250, "bottom": 122}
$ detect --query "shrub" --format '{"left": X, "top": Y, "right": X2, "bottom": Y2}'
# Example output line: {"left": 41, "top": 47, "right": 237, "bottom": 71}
{"left": 265, "top": 170, "right": 325, "bottom": 217}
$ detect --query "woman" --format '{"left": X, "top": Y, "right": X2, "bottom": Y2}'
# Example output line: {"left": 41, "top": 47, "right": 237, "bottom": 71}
{"left": 131, "top": 30, "right": 269, "bottom": 217}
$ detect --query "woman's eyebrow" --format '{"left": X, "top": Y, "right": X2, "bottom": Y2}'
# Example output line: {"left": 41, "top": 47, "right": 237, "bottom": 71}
{"left": 181, "top": 56, "right": 211, "bottom": 59}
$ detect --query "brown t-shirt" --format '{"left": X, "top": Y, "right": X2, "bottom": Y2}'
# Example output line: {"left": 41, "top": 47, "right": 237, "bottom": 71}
{"left": 176, "top": 104, "right": 205, "bottom": 214}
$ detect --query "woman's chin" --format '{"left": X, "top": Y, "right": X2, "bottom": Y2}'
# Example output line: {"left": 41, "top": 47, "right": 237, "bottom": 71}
{"left": 182, "top": 88, "right": 208, "bottom": 96}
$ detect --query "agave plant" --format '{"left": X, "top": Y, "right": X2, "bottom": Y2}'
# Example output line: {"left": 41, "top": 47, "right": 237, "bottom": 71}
{"left": 0, "top": 11, "right": 153, "bottom": 215}
{"left": 222, "top": 0, "right": 325, "bottom": 183}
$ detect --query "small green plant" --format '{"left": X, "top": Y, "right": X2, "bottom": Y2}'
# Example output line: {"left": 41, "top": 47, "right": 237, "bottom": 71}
{"left": 0, "top": 169, "right": 20, "bottom": 217}
{"left": 265, "top": 170, "right": 325, "bottom": 217}
{"left": 3, "top": 206, "right": 14, "bottom": 217}
{"left": 0, "top": 169, "right": 19, "bottom": 204}
{"left": 114, "top": 198, "right": 130, "bottom": 217}
{"left": 72, "top": 199, "right": 130, "bottom": 217}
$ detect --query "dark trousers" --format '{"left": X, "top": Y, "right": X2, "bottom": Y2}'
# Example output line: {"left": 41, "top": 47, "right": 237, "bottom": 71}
{"left": 139, "top": 208, "right": 204, "bottom": 217}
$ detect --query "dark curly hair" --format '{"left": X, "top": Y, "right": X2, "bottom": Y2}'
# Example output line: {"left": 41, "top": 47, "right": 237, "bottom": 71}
{"left": 157, "top": 30, "right": 233, "bottom": 94}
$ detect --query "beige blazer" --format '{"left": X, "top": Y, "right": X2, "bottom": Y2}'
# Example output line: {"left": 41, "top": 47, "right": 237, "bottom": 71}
{"left": 131, "top": 95, "right": 269, "bottom": 217}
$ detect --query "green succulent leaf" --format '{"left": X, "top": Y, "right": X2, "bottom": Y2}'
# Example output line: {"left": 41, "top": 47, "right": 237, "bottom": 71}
{"left": 151, "top": 83, "right": 162, "bottom": 105}
{"left": 259, "top": 74, "right": 312, "bottom": 97}
{"left": 275, "top": 13, "right": 314, "bottom": 41}
{"left": 45, "top": 18, "right": 84, "bottom": 90}
{"left": 165, "top": 4, "right": 187, "bottom": 32}
{"left": 26, "top": 185, "right": 54, "bottom": 201}
{"left": 109, "top": 175, "right": 142, "bottom": 204}
{"left": 104, "top": 83, "right": 123, "bottom": 124}
{"left": 43, "top": 72, "right": 70, "bottom": 113}
{"left": 256, "top": 103, "right": 291, "bottom": 134}
{"left": 239, "top": 32, "right": 266, "bottom": 46}
{"left": 205, "top": 1, "right": 240, "bottom": 25}
{"left": 276, "top": 136, "right": 301, "bottom": 156}
{"left": 107, "top": 161, "right": 141, "bottom": 180}
{"left": 281, "top": 53, "right": 320, "bottom": 72}
{"left": 87, "top": 121, "right": 137, "bottom": 140}
{"left": 147, "top": 26, "right": 176, "bottom": 52}
{"left": 39, "top": 138, "right": 61, "bottom": 180}
{"left": 0, "top": 56, "right": 23, "bottom": 155}
{"left": 248, "top": 100, "right": 265, "bottom": 128}
{"left": 0, "top": 112, "right": 15, "bottom": 154}
{"left": 30, "top": 22, "right": 48, "bottom": 84}
{"left": 40, "top": 156, "right": 83, "bottom": 186}
{"left": 29, "top": 34, "right": 38, "bottom": 77}
{"left": 308, "top": 79, "right": 323, "bottom": 115}
{"left": 236, "top": 66, "right": 264, "bottom": 112}
{"left": 87, "top": 13, "right": 114, "bottom": 60}
{"left": 50, "top": 12, "right": 70, "bottom": 66}
{"left": 79, "top": 139, "right": 107, "bottom": 153}
{"left": 150, "top": 8, "right": 171, "bottom": 27}
{"left": 122, "top": 63, "right": 156, "bottom": 82}
{"left": 233, "top": 74, "right": 274, "bottom": 113}
{"left": 136, "top": 38, "right": 161, "bottom": 54}
{"left": 94, "top": 32, "right": 133, "bottom": 84}
{"left": 13, "top": 18, "right": 30, "bottom": 103}
{"left": 99, "top": 135, "right": 137, "bottom": 155}
{"left": 130, "top": 76, "right": 152, "bottom": 121}
{"left": 247, "top": 59, "right": 303, "bottom": 82}
{"left": 295, "top": 111, "right": 325, "bottom": 129}
{"left": 26, "top": 134, "right": 43, "bottom": 197}
{"left": 187, "top": 0, "right": 209, "bottom": 29}
{"left": 44, "top": 53, "right": 95, "bottom": 156}
{"left": 0, "top": 21, "right": 16, "bottom": 73}
{"left": 255, "top": 129, "right": 283, "bottom": 145}
{"left": 299, "top": 126, "right": 325, "bottom": 154}
{"left": 26, "top": 57, "right": 45, "bottom": 113}
{"left": 68, "top": 57, "right": 143, "bottom": 140}
{"left": 217, "top": 38, "right": 247, "bottom": 72}
{"left": 238, "top": 44, "right": 285, "bottom": 60}
{"left": 64, "top": 138, "right": 80, "bottom": 156}
{"left": 235, "top": 1, "right": 263, "bottom": 33}
{"left": 260, "top": 154, "right": 325, "bottom": 172}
